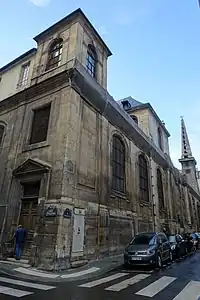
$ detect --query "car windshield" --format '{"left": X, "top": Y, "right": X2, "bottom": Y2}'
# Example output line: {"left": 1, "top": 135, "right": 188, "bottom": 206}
{"left": 169, "top": 236, "right": 176, "bottom": 242}
{"left": 130, "top": 233, "right": 156, "bottom": 246}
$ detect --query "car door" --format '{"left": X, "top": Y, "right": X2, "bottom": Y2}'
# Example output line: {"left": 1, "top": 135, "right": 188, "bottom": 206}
{"left": 177, "top": 235, "right": 184, "bottom": 256}
{"left": 157, "top": 234, "right": 165, "bottom": 261}
{"left": 160, "top": 233, "right": 169, "bottom": 261}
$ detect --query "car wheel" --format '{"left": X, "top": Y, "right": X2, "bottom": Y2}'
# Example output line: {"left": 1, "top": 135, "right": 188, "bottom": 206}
{"left": 124, "top": 262, "right": 130, "bottom": 269}
{"left": 156, "top": 254, "right": 162, "bottom": 268}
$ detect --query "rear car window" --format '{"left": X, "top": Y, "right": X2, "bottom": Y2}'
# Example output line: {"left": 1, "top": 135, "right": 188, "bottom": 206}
{"left": 130, "top": 233, "right": 156, "bottom": 245}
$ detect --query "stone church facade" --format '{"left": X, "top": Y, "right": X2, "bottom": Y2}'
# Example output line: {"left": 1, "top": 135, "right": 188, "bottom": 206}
{"left": 0, "top": 8, "right": 199, "bottom": 271}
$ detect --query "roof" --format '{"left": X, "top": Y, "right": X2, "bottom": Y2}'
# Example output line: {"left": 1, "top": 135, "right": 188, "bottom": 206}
{"left": 34, "top": 8, "right": 112, "bottom": 57}
{"left": 117, "top": 96, "right": 143, "bottom": 108}
{"left": 118, "top": 96, "right": 170, "bottom": 137}
{"left": 0, "top": 48, "right": 37, "bottom": 73}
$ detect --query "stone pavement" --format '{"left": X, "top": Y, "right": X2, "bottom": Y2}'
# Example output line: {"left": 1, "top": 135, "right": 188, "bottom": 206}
{"left": 0, "top": 254, "right": 123, "bottom": 283}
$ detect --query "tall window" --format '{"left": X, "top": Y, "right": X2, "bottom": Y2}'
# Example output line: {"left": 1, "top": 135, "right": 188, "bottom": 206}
{"left": 139, "top": 154, "right": 149, "bottom": 202}
{"left": 46, "top": 39, "right": 63, "bottom": 71}
{"left": 158, "top": 127, "right": 163, "bottom": 150}
{"left": 0, "top": 124, "right": 5, "bottom": 148}
{"left": 18, "top": 62, "right": 30, "bottom": 87}
{"left": 86, "top": 45, "right": 97, "bottom": 78}
{"left": 30, "top": 105, "right": 51, "bottom": 145}
{"left": 157, "top": 169, "right": 164, "bottom": 209}
{"left": 112, "top": 135, "right": 125, "bottom": 193}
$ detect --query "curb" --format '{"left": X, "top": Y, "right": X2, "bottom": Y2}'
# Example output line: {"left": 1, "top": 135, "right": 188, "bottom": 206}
{"left": 0, "top": 257, "right": 124, "bottom": 283}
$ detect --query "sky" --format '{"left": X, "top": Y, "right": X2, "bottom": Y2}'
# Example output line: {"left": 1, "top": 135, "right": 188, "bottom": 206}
{"left": 0, "top": 0, "right": 200, "bottom": 169}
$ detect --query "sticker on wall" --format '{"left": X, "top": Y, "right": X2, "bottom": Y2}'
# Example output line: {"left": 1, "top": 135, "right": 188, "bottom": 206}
{"left": 45, "top": 205, "right": 57, "bottom": 217}
{"left": 63, "top": 208, "right": 72, "bottom": 218}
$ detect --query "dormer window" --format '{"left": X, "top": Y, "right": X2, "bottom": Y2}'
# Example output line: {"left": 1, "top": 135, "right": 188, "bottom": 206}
{"left": 86, "top": 44, "right": 97, "bottom": 78}
{"left": 121, "top": 100, "right": 131, "bottom": 110}
{"left": 131, "top": 115, "right": 138, "bottom": 124}
{"left": 46, "top": 39, "right": 63, "bottom": 71}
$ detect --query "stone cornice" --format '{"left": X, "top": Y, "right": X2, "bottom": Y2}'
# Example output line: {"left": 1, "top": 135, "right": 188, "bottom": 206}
{"left": 0, "top": 71, "right": 70, "bottom": 113}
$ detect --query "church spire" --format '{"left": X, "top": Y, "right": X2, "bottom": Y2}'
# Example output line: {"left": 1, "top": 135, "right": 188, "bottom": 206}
{"left": 179, "top": 117, "right": 198, "bottom": 193}
{"left": 181, "top": 117, "right": 193, "bottom": 159}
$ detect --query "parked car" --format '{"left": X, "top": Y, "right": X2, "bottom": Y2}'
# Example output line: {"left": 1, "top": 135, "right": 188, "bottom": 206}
{"left": 168, "top": 234, "right": 186, "bottom": 258}
{"left": 124, "top": 232, "right": 172, "bottom": 268}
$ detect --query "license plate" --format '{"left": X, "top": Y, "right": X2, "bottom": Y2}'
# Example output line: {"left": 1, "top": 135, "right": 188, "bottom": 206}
{"left": 131, "top": 256, "right": 142, "bottom": 260}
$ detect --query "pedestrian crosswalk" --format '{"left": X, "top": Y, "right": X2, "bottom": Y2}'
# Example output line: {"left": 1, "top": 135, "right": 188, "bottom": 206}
{"left": 78, "top": 271, "right": 200, "bottom": 299}
{"left": 0, "top": 276, "right": 56, "bottom": 297}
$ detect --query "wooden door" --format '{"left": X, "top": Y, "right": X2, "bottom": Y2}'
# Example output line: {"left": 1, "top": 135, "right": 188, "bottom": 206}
{"left": 19, "top": 181, "right": 40, "bottom": 257}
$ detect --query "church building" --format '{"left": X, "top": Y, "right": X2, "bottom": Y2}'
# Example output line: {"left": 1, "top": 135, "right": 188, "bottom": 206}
{"left": 0, "top": 8, "right": 199, "bottom": 271}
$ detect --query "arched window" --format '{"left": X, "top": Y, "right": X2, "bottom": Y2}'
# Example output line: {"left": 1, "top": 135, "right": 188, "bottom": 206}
{"left": 158, "top": 127, "right": 163, "bottom": 150}
{"left": 0, "top": 124, "right": 5, "bottom": 148}
{"left": 86, "top": 44, "right": 97, "bottom": 78}
{"left": 131, "top": 115, "right": 138, "bottom": 124}
{"left": 138, "top": 154, "right": 149, "bottom": 202}
{"left": 46, "top": 39, "right": 63, "bottom": 71}
{"left": 112, "top": 135, "right": 125, "bottom": 193}
{"left": 157, "top": 169, "right": 164, "bottom": 209}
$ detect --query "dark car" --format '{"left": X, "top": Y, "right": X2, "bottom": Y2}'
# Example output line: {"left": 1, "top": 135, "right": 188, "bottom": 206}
{"left": 168, "top": 234, "right": 186, "bottom": 258}
{"left": 124, "top": 232, "right": 172, "bottom": 268}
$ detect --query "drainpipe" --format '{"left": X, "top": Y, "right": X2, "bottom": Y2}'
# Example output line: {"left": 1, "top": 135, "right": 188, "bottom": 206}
{"left": 149, "top": 152, "right": 156, "bottom": 231}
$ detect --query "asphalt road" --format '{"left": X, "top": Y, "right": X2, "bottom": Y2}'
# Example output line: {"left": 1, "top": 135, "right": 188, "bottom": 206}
{"left": 1, "top": 252, "right": 200, "bottom": 300}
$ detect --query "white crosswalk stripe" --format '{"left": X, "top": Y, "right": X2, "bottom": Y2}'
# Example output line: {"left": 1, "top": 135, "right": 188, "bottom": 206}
{"left": 0, "top": 276, "right": 56, "bottom": 297}
{"left": 135, "top": 276, "right": 177, "bottom": 297}
{"left": 172, "top": 280, "right": 200, "bottom": 300}
{"left": 79, "top": 272, "right": 128, "bottom": 288}
{"left": 78, "top": 271, "right": 200, "bottom": 299}
{"left": 105, "top": 273, "right": 150, "bottom": 292}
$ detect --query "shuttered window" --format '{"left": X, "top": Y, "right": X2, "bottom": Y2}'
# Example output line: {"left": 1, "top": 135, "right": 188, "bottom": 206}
{"left": 30, "top": 105, "right": 51, "bottom": 144}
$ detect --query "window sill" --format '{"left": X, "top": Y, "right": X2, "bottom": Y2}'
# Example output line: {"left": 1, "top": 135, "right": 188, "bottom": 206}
{"left": 23, "top": 141, "right": 49, "bottom": 152}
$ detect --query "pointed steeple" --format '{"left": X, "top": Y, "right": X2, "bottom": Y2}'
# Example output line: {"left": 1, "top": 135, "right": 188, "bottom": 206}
{"left": 181, "top": 117, "right": 193, "bottom": 159}
{"left": 179, "top": 117, "right": 198, "bottom": 193}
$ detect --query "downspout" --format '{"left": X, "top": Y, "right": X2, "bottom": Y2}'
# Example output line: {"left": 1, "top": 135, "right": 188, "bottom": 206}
{"left": 149, "top": 151, "right": 156, "bottom": 231}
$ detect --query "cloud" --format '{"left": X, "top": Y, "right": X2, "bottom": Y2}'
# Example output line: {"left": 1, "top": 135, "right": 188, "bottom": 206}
{"left": 29, "top": 0, "right": 50, "bottom": 7}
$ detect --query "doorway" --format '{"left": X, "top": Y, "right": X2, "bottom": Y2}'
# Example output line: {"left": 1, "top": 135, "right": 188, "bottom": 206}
{"left": 19, "top": 181, "right": 40, "bottom": 257}
{"left": 72, "top": 208, "right": 85, "bottom": 257}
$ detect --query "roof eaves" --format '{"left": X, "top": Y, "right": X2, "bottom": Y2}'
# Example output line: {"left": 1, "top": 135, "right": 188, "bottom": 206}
{"left": 33, "top": 8, "right": 112, "bottom": 57}
{"left": 0, "top": 48, "right": 37, "bottom": 74}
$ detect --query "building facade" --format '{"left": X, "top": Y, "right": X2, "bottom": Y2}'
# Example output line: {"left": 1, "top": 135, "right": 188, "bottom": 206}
{"left": 0, "top": 8, "right": 199, "bottom": 271}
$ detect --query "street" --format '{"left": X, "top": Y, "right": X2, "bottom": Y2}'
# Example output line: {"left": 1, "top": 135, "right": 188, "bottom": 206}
{"left": 1, "top": 252, "right": 200, "bottom": 299}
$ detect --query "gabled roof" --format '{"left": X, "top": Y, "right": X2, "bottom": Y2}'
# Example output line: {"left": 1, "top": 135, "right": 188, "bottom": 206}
{"left": 34, "top": 8, "right": 112, "bottom": 57}
{"left": 118, "top": 96, "right": 170, "bottom": 137}
{"left": 0, "top": 48, "right": 37, "bottom": 73}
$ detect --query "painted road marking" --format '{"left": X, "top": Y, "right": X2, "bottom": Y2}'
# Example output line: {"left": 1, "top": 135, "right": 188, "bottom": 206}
{"left": 0, "top": 285, "right": 33, "bottom": 297}
{"left": 61, "top": 267, "right": 100, "bottom": 279}
{"left": 106, "top": 273, "right": 150, "bottom": 292}
{"left": 172, "top": 280, "right": 200, "bottom": 300}
{"left": 136, "top": 276, "right": 176, "bottom": 297}
{"left": 0, "top": 276, "right": 55, "bottom": 290}
{"left": 79, "top": 272, "right": 128, "bottom": 288}
{"left": 14, "top": 267, "right": 60, "bottom": 278}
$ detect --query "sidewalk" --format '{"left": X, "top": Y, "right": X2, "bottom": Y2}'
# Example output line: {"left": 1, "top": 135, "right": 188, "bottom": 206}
{"left": 0, "top": 254, "right": 124, "bottom": 283}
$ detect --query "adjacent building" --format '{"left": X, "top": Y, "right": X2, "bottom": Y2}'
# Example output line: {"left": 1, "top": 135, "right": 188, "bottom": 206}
{"left": 0, "top": 8, "right": 199, "bottom": 271}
